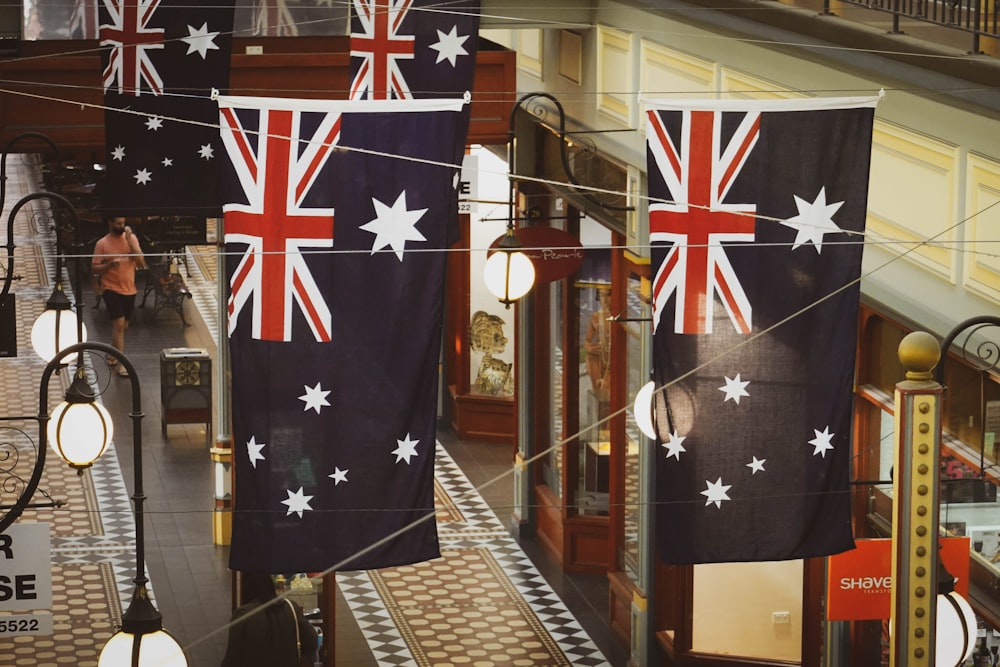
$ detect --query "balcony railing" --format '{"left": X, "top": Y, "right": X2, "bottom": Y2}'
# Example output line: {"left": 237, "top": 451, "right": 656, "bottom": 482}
{"left": 829, "top": 0, "right": 999, "bottom": 53}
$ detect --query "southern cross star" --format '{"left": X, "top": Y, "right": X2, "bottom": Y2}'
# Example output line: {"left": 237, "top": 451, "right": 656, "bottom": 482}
{"left": 281, "top": 487, "right": 313, "bottom": 518}
{"left": 429, "top": 25, "right": 469, "bottom": 66}
{"left": 661, "top": 430, "right": 686, "bottom": 461}
{"left": 246, "top": 435, "right": 265, "bottom": 468}
{"left": 701, "top": 477, "right": 732, "bottom": 509}
{"left": 746, "top": 456, "right": 766, "bottom": 474}
{"left": 360, "top": 191, "right": 427, "bottom": 261}
{"left": 809, "top": 426, "right": 835, "bottom": 458}
{"left": 329, "top": 467, "right": 348, "bottom": 486}
{"left": 780, "top": 187, "right": 845, "bottom": 254}
{"left": 392, "top": 433, "right": 420, "bottom": 464}
{"left": 181, "top": 22, "right": 221, "bottom": 59}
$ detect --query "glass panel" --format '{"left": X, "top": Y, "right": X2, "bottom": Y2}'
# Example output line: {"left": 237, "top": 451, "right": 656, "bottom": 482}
{"left": 543, "top": 278, "right": 564, "bottom": 497}
{"left": 620, "top": 272, "right": 648, "bottom": 580}
{"left": 575, "top": 216, "right": 612, "bottom": 516}
{"left": 26, "top": 0, "right": 349, "bottom": 40}
{"left": 467, "top": 147, "right": 516, "bottom": 398}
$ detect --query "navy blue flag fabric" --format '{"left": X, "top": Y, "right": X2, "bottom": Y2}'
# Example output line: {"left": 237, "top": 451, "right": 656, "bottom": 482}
{"left": 98, "top": 0, "right": 235, "bottom": 217}
{"left": 644, "top": 97, "right": 878, "bottom": 565}
{"left": 218, "top": 95, "right": 465, "bottom": 573}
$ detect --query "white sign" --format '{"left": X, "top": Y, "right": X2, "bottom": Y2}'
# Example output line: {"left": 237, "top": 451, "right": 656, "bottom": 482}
{"left": 0, "top": 523, "right": 52, "bottom": 612}
{"left": 0, "top": 612, "right": 53, "bottom": 636}
{"left": 458, "top": 153, "right": 478, "bottom": 214}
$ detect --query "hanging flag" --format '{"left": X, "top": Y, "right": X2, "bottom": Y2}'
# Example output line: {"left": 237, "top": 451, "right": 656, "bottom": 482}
{"left": 218, "top": 95, "right": 466, "bottom": 573}
{"left": 98, "top": 0, "right": 235, "bottom": 217}
{"left": 348, "top": 0, "right": 480, "bottom": 101}
{"left": 645, "top": 96, "right": 878, "bottom": 565}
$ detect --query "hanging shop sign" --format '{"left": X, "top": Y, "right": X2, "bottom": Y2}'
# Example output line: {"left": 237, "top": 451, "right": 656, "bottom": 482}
{"left": 826, "top": 537, "right": 970, "bottom": 621}
{"left": 0, "top": 522, "right": 54, "bottom": 636}
{"left": 495, "top": 226, "right": 583, "bottom": 284}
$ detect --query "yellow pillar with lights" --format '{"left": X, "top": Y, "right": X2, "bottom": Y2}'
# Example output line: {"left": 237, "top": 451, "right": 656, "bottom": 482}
{"left": 889, "top": 331, "right": 942, "bottom": 667}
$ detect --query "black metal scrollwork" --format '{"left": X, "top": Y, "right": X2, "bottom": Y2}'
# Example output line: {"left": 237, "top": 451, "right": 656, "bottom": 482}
{"left": 935, "top": 316, "right": 1000, "bottom": 384}
{"left": 0, "top": 427, "right": 38, "bottom": 512}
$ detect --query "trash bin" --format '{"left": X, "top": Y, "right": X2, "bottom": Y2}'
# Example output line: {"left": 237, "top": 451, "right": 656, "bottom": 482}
{"left": 160, "top": 347, "right": 211, "bottom": 443}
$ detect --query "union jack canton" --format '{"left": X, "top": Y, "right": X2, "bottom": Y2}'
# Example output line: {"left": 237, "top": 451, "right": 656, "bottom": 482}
{"left": 647, "top": 108, "right": 759, "bottom": 335}
{"left": 219, "top": 98, "right": 343, "bottom": 342}
{"left": 100, "top": 0, "right": 165, "bottom": 95}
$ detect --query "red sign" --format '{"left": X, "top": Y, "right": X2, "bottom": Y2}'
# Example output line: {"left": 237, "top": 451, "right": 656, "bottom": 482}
{"left": 489, "top": 227, "right": 584, "bottom": 284}
{"left": 826, "top": 537, "right": 970, "bottom": 620}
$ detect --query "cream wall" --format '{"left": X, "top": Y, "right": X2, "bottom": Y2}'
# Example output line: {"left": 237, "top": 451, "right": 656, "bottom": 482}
{"left": 693, "top": 561, "right": 804, "bottom": 660}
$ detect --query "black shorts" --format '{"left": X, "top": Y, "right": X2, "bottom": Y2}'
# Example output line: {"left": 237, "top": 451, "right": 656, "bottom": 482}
{"left": 102, "top": 290, "right": 136, "bottom": 321}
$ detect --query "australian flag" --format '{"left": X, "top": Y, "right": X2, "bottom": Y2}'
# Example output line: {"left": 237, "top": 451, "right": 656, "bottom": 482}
{"left": 99, "top": 0, "right": 235, "bottom": 217}
{"left": 219, "top": 94, "right": 466, "bottom": 573}
{"left": 348, "top": 0, "right": 479, "bottom": 101}
{"left": 645, "top": 97, "right": 878, "bottom": 564}
{"left": 349, "top": 0, "right": 479, "bottom": 238}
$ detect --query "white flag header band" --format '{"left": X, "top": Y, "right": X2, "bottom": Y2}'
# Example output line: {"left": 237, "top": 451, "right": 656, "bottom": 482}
{"left": 640, "top": 94, "right": 882, "bottom": 113}
{"left": 215, "top": 95, "right": 466, "bottom": 114}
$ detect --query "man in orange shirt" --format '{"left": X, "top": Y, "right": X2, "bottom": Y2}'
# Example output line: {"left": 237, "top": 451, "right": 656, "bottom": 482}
{"left": 92, "top": 217, "right": 145, "bottom": 377}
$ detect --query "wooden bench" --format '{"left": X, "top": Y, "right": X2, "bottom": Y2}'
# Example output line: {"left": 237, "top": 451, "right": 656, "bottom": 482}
{"left": 139, "top": 256, "right": 192, "bottom": 326}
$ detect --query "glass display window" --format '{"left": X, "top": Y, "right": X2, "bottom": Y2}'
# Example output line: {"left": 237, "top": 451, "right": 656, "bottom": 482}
{"left": 574, "top": 216, "right": 612, "bottom": 517}
{"left": 619, "top": 265, "right": 650, "bottom": 582}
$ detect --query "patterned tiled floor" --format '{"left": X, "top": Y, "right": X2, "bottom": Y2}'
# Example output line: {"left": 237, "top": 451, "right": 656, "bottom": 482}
{"left": 338, "top": 448, "right": 610, "bottom": 666}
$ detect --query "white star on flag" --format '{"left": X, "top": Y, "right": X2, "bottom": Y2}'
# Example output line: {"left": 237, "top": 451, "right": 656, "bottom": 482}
{"left": 281, "top": 487, "right": 313, "bottom": 518}
{"left": 298, "top": 382, "right": 331, "bottom": 414}
{"left": 809, "top": 426, "right": 835, "bottom": 458}
{"left": 392, "top": 433, "right": 420, "bottom": 464}
{"left": 112, "top": 145, "right": 126, "bottom": 161}
{"left": 360, "top": 191, "right": 428, "bottom": 261}
{"left": 181, "top": 22, "right": 221, "bottom": 59}
{"left": 701, "top": 477, "right": 732, "bottom": 509}
{"left": 747, "top": 456, "right": 766, "bottom": 474}
{"left": 719, "top": 373, "right": 750, "bottom": 404}
{"left": 780, "top": 187, "right": 845, "bottom": 254}
{"left": 198, "top": 144, "right": 214, "bottom": 160}
{"left": 329, "top": 467, "right": 348, "bottom": 485}
{"left": 161, "top": 157, "right": 173, "bottom": 167}
{"left": 662, "top": 430, "right": 686, "bottom": 460}
{"left": 145, "top": 116, "right": 163, "bottom": 131}
{"left": 246, "top": 435, "right": 266, "bottom": 468}
{"left": 133, "top": 168, "right": 152, "bottom": 185}
{"left": 429, "top": 25, "right": 469, "bottom": 66}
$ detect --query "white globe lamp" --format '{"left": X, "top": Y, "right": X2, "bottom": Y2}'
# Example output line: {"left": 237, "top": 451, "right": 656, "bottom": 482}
{"left": 30, "top": 282, "right": 87, "bottom": 363}
{"left": 484, "top": 227, "right": 535, "bottom": 308}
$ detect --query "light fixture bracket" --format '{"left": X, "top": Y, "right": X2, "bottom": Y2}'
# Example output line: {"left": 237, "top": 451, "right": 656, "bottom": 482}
{"left": 120, "top": 585, "right": 164, "bottom": 636}
{"left": 44, "top": 281, "right": 71, "bottom": 311}
{"left": 64, "top": 366, "right": 96, "bottom": 404}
